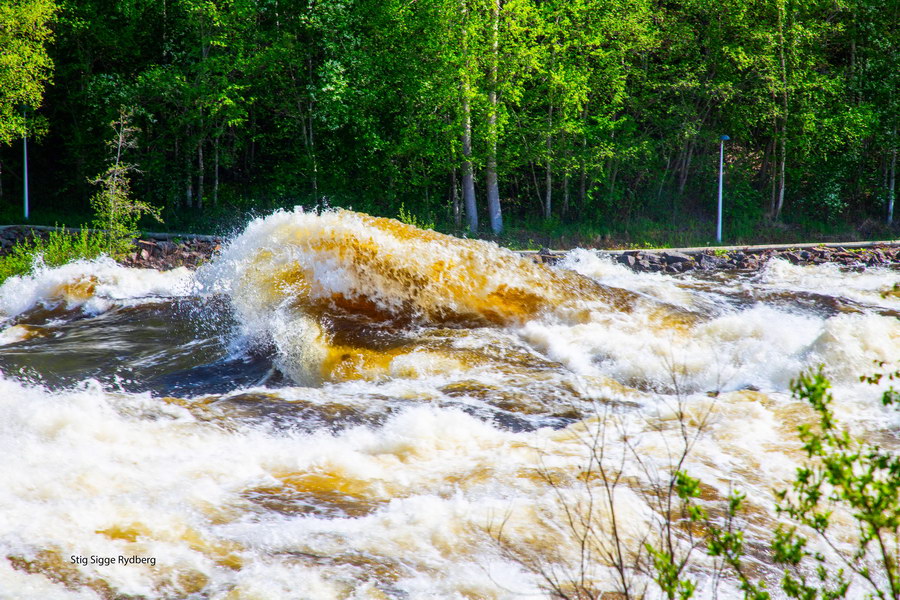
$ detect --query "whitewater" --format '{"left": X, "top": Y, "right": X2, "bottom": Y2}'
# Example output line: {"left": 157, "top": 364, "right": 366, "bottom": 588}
{"left": 0, "top": 209, "right": 897, "bottom": 599}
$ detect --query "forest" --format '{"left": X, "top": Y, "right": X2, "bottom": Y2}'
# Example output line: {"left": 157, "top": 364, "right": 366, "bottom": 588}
{"left": 0, "top": 0, "right": 898, "bottom": 243}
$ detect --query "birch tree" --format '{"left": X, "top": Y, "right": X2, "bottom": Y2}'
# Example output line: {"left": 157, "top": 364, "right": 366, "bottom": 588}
{"left": 0, "top": 0, "right": 56, "bottom": 145}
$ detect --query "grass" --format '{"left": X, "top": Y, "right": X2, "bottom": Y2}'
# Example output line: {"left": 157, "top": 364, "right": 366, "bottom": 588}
{"left": 3, "top": 198, "right": 897, "bottom": 254}
{"left": 470, "top": 213, "right": 900, "bottom": 251}
{"left": 0, "top": 228, "right": 107, "bottom": 284}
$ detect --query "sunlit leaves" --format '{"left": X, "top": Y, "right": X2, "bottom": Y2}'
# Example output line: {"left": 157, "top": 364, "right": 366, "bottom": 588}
{"left": 0, "top": 0, "right": 56, "bottom": 144}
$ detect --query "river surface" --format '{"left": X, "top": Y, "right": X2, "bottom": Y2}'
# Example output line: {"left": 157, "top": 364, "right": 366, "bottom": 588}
{"left": 0, "top": 209, "right": 897, "bottom": 599}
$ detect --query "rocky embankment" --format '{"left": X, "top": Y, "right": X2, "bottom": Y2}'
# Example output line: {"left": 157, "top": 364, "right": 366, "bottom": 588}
{"left": 0, "top": 226, "right": 223, "bottom": 270}
{"left": 1, "top": 225, "right": 897, "bottom": 274}
{"left": 533, "top": 244, "right": 900, "bottom": 273}
{"left": 118, "top": 238, "right": 223, "bottom": 269}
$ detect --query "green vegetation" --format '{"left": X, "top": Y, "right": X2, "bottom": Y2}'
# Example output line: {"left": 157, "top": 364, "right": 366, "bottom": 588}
{"left": 770, "top": 368, "right": 900, "bottom": 599}
{"left": 492, "top": 365, "right": 900, "bottom": 599}
{"left": 89, "top": 107, "right": 162, "bottom": 255}
{"left": 0, "top": 0, "right": 56, "bottom": 145}
{"left": 0, "top": 105, "right": 163, "bottom": 284}
{"left": 0, "top": 0, "right": 896, "bottom": 244}
{"left": 0, "top": 228, "right": 105, "bottom": 283}
{"left": 678, "top": 367, "right": 900, "bottom": 599}
{"left": 396, "top": 203, "right": 435, "bottom": 231}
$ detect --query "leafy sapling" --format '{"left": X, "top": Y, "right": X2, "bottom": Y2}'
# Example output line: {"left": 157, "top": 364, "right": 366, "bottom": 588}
{"left": 773, "top": 367, "right": 900, "bottom": 600}
{"left": 89, "top": 106, "right": 162, "bottom": 256}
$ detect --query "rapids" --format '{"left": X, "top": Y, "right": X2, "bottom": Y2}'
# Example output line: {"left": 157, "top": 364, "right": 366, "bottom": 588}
{"left": 0, "top": 208, "right": 897, "bottom": 599}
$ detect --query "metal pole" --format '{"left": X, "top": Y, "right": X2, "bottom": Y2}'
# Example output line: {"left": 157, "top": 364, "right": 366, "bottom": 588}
{"left": 23, "top": 108, "right": 29, "bottom": 221}
{"left": 717, "top": 135, "right": 729, "bottom": 243}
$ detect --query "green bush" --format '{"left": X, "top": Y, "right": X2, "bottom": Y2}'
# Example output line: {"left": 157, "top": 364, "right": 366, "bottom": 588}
{"left": 0, "top": 228, "right": 107, "bottom": 284}
{"left": 698, "top": 366, "right": 900, "bottom": 600}
{"left": 771, "top": 367, "right": 900, "bottom": 599}
{"left": 90, "top": 107, "right": 162, "bottom": 255}
{"left": 396, "top": 202, "right": 434, "bottom": 230}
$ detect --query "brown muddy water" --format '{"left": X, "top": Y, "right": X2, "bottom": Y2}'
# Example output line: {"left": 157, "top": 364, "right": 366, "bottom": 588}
{"left": 0, "top": 209, "right": 897, "bottom": 599}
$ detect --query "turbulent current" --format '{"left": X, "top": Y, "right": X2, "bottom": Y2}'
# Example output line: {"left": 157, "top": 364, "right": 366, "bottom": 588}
{"left": 0, "top": 209, "right": 897, "bottom": 599}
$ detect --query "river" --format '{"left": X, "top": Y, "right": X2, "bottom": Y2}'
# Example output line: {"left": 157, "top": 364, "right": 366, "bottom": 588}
{"left": 0, "top": 209, "right": 897, "bottom": 599}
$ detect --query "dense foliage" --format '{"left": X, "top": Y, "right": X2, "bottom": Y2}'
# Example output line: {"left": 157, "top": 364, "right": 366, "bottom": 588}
{"left": 0, "top": 0, "right": 55, "bottom": 145}
{"left": 0, "top": 0, "right": 897, "bottom": 237}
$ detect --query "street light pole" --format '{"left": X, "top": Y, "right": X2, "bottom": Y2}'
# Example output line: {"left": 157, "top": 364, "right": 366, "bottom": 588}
{"left": 717, "top": 135, "right": 729, "bottom": 243}
{"left": 22, "top": 106, "right": 29, "bottom": 221}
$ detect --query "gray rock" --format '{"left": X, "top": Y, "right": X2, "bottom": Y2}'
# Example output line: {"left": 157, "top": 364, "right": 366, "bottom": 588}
{"left": 698, "top": 254, "right": 725, "bottom": 270}
{"left": 663, "top": 251, "right": 692, "bottom": 264}
{"left": 617, "top": 254, "right": 636, "bottom": 267}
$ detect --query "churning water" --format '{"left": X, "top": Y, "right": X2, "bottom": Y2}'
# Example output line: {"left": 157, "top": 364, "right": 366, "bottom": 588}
{"left": 0, "top": 209, "right": 897, "bottom": 599}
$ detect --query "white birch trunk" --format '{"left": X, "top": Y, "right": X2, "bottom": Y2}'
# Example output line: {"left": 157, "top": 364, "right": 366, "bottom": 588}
{"left": 485, "top": 0, "right": 503, "bottom": 234}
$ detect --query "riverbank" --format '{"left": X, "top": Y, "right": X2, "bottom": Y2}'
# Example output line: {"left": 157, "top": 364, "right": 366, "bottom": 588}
{"left": 527, "top": 241, "right": 900, "bottom": 273}
{"left": 0, "top": 225, "right": 223, "bottom": 271}
{"left": 1, "top": 224, "right": 897, "bottom": 275}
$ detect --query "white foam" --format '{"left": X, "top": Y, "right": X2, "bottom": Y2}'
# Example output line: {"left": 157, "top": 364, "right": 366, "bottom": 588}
{"left": 0, "top": 257, "right": 194, "bottom": 320}
{"left": 762, "top": 258, "right": 900, "bottom": 311}
{"left": 0, "top": 360, "right": 886, "bottom": 600}
{"left": 0, "top": 374, "right": 551, "bottom": 597}
{"left": 525, "top": 252, "right": 899, "bottom": 395}
{"left": 560, "top": 248, "right": 698, "bottom": 308}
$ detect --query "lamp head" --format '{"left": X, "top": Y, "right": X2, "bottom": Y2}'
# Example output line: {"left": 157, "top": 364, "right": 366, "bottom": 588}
{"left": 720, "top": 135, "right": 730, "bottom": 141}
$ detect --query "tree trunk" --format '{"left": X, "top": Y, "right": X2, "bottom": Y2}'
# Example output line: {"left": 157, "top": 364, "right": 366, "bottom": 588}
{"left": 544, "top": 104, "right": 553, "bottom": 220}
{"left": 213, "top": 135, "right": 219, "bottom": 207}
{"left": 249, "top": 109, "right": 256, "bottom": 171}
{"left": 677, "top": 140, "right": 695, "bottom": 198}
{"left": 460, "top": 0, "right": 478, "bottom": 232}
{"left": 182, "top": 130, "right": 193, "bottom": 209}
{"left": 774, "top": 2, "right": 789, "bottom": 220}
{"left": 657, "top": 155, "right": 671, "bottom": 203}
{"left": 544, "top": 148, "right": 552, "bottom": 220}
{"left": 308, "top": 57, "right": 318, "bottom": 199}
{"left": 461, "top": 100, "right": 477, "bottom": 232}
{"left": 760, "top": 138, "right": 773, "bottom": 187}
{"left": 185, "top": 162, "right": 193, "bottom": 209}
{"left": 485, "top": 0, "right": 503, "bottom": 235}
{"left": 775, "top": 133, "right": 786, "bottom": 219}
{"left": 889, "top": 129, "right": 897, "bottom": 225}
{"left": 578, "top": 168, "right": 586, "bottom": 215}
{"left": 608, "top": 159, "right": 619, "bottom": 195}
{"left": 197, "top": 140, "right": 204, "bottom": 211}
{"left": 530, "top": 162, "right": 542, "bottom": 207}
{"left": 451, "top": 168, "right": 461, "bottom": 229}
{"left": 770, "top": 148, "right": 778, "bottom": 217}
{"left": 561, "top": 134, "right": 570, "bottom": 218}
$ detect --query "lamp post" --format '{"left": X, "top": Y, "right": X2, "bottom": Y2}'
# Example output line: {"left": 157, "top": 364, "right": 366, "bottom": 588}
{"left": 717, "top": 135, "right": 729, "bottom": 243}
{"left": 20, "top": 105, "right": 29, "bottom": 221}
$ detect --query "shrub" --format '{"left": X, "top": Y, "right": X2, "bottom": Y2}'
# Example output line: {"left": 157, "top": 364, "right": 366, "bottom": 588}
{"left": 490, "top": 364, "right": 900, "bottom": 600}
{"left": 89, "top": 106, "right": 162, "bottom": 256}
{"left": 0, "top": 228, "right": 106, "bottom": 283}
{"left": 704, "top": 366, "right": 900, "bottom": 600}
{"left": 771, "top": 367, "right": 900, "bottom": 599}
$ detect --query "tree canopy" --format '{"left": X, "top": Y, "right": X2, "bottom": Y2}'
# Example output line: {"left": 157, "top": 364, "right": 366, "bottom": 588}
{"left": 0, "top": 0, "right": 56, "bottom": 144}
{"left": 1, "top": 0, "right": 897, "bottom": 235}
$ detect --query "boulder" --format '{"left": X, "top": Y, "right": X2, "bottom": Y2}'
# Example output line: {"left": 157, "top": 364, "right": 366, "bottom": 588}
{"left": 617, "top": 254, "right": 636, "bottom": 268}
{"left": 663, "top": 251, "right": 692, "bottom": 264}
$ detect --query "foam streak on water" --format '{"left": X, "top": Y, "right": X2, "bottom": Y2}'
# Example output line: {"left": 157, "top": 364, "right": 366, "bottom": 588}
{"left": 0, "top": 209, "right": 897, "bottom": 599}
